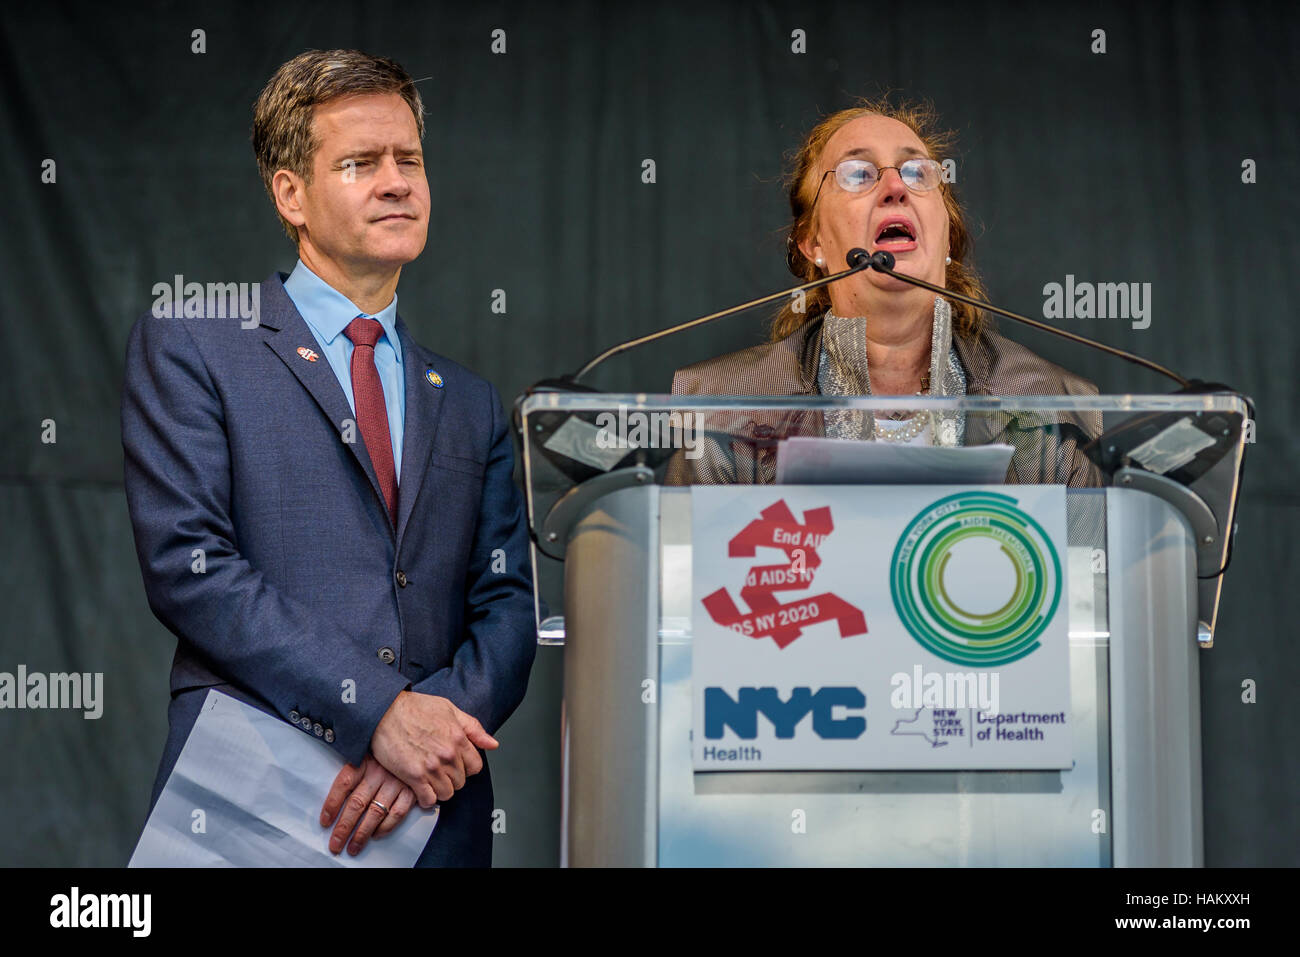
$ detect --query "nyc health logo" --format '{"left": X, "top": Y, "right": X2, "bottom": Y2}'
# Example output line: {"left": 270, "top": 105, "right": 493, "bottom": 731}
{"left": 890, "top": 491, "right": 1062, "bottom": 667}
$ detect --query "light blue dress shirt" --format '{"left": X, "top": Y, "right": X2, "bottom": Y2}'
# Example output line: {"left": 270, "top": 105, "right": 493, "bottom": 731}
{"left": 283, "top": 260, "right": 405, "bottom": 478}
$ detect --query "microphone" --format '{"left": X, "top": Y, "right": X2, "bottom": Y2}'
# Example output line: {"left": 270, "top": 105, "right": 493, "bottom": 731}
{"left": 847, "top": 248, "right": 896, "bottom": 272}
{"left": 845, "top": 248, "right": 1251, "bottom": 514}
{"left": 512, "top": 252, "right": 879, "bottom": 525}
{"left": 846, "top": 247, "right": 1200, "bottom": 390}
{"left": 525, "top": 252, "right": 876, "bottom": 393}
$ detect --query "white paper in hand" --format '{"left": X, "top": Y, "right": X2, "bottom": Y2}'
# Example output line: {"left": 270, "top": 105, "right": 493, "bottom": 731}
{"left": 129, "top": 689, "right": 438, "bottom": 867}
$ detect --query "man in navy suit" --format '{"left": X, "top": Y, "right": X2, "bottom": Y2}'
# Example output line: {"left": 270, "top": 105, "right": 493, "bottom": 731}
{"left": 121, "top": 49, "right": 536, "bottom": 866}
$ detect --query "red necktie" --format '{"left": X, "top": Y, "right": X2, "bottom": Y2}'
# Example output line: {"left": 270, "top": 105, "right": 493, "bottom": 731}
{"left": 343, "top": 316, "right": 398, "bottom": 526}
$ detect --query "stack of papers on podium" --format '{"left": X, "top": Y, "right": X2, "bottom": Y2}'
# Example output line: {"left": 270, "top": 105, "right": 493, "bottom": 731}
{"left": 129, "top": 689, "right": 438, "bottom": 867}
{"left": 776, "top": 437, "right": 1015, "bottom": 485}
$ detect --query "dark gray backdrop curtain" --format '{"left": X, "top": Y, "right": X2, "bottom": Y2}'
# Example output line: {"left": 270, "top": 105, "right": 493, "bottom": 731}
{"left": 1, "top": 0, "right": 1295, "bottom": 866}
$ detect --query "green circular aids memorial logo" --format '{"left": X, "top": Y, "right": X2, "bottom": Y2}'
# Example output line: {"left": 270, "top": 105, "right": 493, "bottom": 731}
{"left": 891, "top": 491, "right": 1062, "bottom": 667}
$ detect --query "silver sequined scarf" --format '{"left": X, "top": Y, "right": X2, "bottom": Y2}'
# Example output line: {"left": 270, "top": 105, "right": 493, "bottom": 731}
{"left": 817, "top": 297, "right": 967, "bottom": 445}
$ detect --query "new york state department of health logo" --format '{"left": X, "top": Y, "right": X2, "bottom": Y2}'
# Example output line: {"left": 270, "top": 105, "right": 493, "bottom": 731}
{"left": 890, "top": 491, "right": 1062, "bottom": 667}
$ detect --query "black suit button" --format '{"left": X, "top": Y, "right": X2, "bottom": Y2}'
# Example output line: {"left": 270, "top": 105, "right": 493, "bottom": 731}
{"left": 313, "top": 722, "right": 324, "bottom": 737}
{"left": 289, "top": 710, "right": 301, "bottom": 724}
{"left": 378, "top": 647, "right": 396, "bottom": 665}
{"left": 300, "top": 716, "right": 312, "bottom": 730}
{"left": 324, "top": 729, "right": 335, "bottom": 744}
{"left": 396, "top": 570, "right": 408, "bottom": 588}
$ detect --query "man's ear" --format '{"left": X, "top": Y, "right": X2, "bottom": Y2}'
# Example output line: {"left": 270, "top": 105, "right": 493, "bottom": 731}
{"left": 271, "top": 169, "right": 307, "bottom": 232}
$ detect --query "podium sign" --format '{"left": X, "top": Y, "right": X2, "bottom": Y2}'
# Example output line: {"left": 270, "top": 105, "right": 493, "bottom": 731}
{"left": 690, "top": 484, "right": 1072, "bottom": 771}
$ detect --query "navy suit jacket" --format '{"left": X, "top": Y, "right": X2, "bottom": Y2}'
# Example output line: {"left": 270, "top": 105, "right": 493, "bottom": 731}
{"left": 121, "top": 271, "right": 536, "bottom": 866}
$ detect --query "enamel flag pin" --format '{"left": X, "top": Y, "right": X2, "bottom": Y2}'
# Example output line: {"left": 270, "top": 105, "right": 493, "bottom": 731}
{"left": 297, "top": 346, "right": 320, "bottom": 362}
{"left": 425, "top": 368, "right": 444, "bottom": 388}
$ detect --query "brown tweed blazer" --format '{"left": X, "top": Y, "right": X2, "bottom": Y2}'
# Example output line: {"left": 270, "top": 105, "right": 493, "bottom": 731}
{"left": 665, "top": 313, "right": 1103, "bottom": 487}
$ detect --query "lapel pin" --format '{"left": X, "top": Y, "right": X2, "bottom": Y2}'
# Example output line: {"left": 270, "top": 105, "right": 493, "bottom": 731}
{"left": 425, "top": 368, "right": 444, "bottom": 388}
{"left": 297, "top": 346, "right": 320, "bottom": 362}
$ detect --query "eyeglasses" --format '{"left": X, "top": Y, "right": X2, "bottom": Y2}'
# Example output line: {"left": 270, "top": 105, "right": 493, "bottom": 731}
{"left": 811, "top": 157, "right": 944, "bottom": 208}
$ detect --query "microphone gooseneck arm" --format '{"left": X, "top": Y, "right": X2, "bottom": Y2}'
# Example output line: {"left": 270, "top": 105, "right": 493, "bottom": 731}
{"left": 848, "top": 248, "right": 1191, "bottom": 389}
{"left": 568, "top": 254, "right": 882, "bottom": 384}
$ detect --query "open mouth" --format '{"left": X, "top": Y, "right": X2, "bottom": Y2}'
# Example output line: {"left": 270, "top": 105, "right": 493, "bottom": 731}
{"left": 875, "top": 219, "right": 917, "bottom": 246}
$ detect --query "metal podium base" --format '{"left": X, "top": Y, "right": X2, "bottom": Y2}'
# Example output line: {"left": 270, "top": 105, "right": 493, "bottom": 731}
{"left": 561, "top": 485, "right": 1201, "bottom": 867}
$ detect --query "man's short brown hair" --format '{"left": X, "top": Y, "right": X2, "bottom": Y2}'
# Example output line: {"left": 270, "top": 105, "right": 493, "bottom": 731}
{"left": 252, "top": 49, "right": 425, "bottom": 244}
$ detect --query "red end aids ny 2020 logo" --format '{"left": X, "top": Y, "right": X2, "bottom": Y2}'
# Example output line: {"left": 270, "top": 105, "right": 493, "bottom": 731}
{"left": 700, "top": 500, "right": 867, "bottom": 649}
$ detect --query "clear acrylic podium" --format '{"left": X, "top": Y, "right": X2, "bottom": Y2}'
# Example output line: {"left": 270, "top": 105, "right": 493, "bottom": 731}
{"left": 515, "top": 393, "right": 1250, "bottom": 866}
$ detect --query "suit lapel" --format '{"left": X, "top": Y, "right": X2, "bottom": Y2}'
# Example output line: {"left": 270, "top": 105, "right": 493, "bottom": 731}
{"left": 795, "top": 317, "right": 826, "bottom": 436}
{"left": 956, "top": 327, "right": 1015, "bottom": 446}
{"left": 394, "top": 317, "right": 447, "bottom": 546}
{"left": 260, "top": 273, "right": 389, "bottom": 528}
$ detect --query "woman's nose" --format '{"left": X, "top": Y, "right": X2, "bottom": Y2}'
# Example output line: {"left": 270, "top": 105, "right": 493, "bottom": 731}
{"left": 877, "top": 166, "right": 909, "bottom": 203}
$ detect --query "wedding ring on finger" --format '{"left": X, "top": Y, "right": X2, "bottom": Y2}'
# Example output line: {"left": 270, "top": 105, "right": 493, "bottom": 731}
{"left": 370, "top": 799, "right": 389, "bottom": 815}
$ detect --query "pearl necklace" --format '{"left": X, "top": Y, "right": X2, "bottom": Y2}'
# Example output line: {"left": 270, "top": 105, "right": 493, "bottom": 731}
{"left": 874, "top": 407, "right": 931, "bottom": 442}
{"left": 877, "top": 370, "right": 932, "bottom": 442}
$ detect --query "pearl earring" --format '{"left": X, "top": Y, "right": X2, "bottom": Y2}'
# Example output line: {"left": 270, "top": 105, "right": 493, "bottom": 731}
{"left": 815, "top": 256, "right": 825, "bottom": 268}
{"left": 945, "top": 256, "right": 952, "bottom": 265}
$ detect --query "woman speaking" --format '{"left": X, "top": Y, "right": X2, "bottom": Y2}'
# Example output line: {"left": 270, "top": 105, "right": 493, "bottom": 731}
{"left": 668, "top": 99, "right": 1101, "bottom": 486}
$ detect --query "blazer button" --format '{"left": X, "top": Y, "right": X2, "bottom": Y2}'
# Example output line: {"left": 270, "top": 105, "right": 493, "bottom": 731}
{"left": 377, "top": 647, "right": 396, "bottom": 665}
{"left": 313, "top": 722, "right": 324, "bottom": 737}
{"left": 395, "top": 570, "right": 408, "bottom": 588}
{"left": 289, "top": 710, "right": 301, "bottom": 724}
{"left": 324, "top": 729, "right": 335, "bottom": 744}
{"left": 300, "top": 716, "right": 312, "bottom": 731}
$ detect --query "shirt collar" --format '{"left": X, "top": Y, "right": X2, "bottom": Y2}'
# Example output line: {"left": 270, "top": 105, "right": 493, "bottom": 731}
{"left": 283, "top": 259, "right": 402, "bottom": 357}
